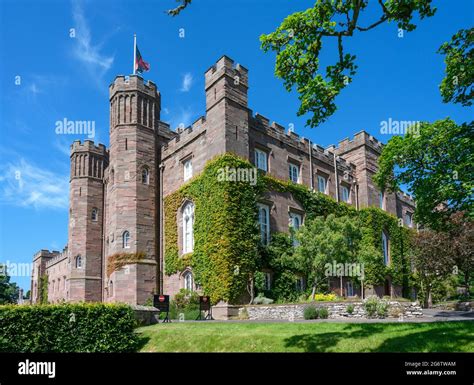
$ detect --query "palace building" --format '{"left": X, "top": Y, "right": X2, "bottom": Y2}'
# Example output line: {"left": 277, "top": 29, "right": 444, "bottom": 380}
{"left": 30, "top": 55, "right": 416, "bottom": 308}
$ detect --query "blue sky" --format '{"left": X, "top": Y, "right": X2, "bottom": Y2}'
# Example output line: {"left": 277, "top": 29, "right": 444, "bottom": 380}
{"left": 0, "top": 0, "right": 472, "bottom": 291}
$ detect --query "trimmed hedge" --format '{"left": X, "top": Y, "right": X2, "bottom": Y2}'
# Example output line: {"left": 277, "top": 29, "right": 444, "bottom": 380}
{"left": 0, "top": 303, "right": 139, "bottom": 352}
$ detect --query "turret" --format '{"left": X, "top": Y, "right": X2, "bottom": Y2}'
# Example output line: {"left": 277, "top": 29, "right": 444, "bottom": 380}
{"left": 105, "top": 75, "right": 160, "bottom": 305}
{"left": 68, "top": 140, "right": 108, "bottom": 302}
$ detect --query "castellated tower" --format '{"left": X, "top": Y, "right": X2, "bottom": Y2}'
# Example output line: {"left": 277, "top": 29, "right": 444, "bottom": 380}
{"left": 204, "top": 55, "right": 250, "bottom": 157}
{"left": 68, "top": 140, "right": 108, "bottom": 302}
{"left": 105, "top": 75, "right": 161, "bottom": 305}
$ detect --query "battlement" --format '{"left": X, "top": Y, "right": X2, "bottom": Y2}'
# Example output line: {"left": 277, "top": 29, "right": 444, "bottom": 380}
{"left": 396, "top": 191, "right": 416, "bottom": 206}
{"left": 71, "top": 140, "right": 108, "bottom": 156}
{"left": 33, "top": 249, "right": 60, "bottom": 262}
{"left": 45, "top": 247, "right": 69, "bottom": 268}
{"left": 250, "top": 112, "right": 355, "bottom": 172}
{"left": 205, "top": 55, "right": 249, "bottom": 89}
{"left": 335, "top": 130, "right": 384, "bottom": 155}
{"left": 109, "top": 75, "right": 159, "bottom": 99}
{"left": 162, "top": 116, "right": 207, "bottom": 156}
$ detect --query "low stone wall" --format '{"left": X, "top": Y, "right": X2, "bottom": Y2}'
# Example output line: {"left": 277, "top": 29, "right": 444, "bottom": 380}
{"left": 240, "top": 301, "right": 423, "bottom": 321}
{"left": 431, "top": 301, "right": 473, "bottom": 311}
{"left": 131, "top": 305, "right": 160, "bottom": 326}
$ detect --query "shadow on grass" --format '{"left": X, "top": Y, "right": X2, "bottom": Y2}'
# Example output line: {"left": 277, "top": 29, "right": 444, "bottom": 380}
{"left": 135, "top": 333, "right": 151, "bottom": 352}
{"left": 284, "top": 322, "right": 473, "bottom": 352}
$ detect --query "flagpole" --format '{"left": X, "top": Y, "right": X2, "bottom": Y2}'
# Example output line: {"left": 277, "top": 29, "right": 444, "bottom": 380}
{"left": 133, "top": 33, "right": 137, "bottom": 75}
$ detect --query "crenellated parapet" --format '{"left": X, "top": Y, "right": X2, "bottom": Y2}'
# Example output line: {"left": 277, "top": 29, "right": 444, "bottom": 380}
{"left": 70, "top": 140, "right": 109, "bottom": 180}
{"left": 109, "top": 75, "right": 161, "bottom": 130}
{"left": 162, "top": 116, "right": 207, "bottom": 158}
{"left": 45, "top": 246, "right": 69, "bottom": 268}
{"left": 335, "top": 130, "right": 384, "bottom": 155}
{"left": 396, "top": 191, "right": 416, "bottom": 207}
{"left": 250, "top": 112, "right": 356, "bottom": 173}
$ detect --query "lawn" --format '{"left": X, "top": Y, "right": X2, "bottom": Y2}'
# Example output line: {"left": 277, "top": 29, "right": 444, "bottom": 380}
{"left": 136, "top": 320, "right": 474, "bottom": 352}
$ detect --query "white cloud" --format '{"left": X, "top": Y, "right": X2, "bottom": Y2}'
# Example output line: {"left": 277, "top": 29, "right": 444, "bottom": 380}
{"left": 71, "top": 0, "right": 114, "bottom": 76}
{"left": 180, "top": 73, "right": 193, "bottom": 92}
{"left": 0, "top": 159, "right": 69, "bottom": 210}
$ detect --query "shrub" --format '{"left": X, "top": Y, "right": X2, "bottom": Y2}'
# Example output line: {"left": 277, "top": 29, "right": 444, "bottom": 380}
{"left": 318, "top": 307, "right": 329, "bottom": 319}
{"left": 346, "top": 304, "right": 354, "bottom": 314}
{"left": 312, "top": 293, "right": 338, "bottom": 302}
{"left": 0, "top": 303, "right": 138, "bottom": 352}
{"left": 376, "top": 301, "right": 389, "bottom": 318}
{"left": 363, "top": 296, "right": 388, "bottom": 318}
{"left": 303, "top": 305, "right": 319, "bottom": 320}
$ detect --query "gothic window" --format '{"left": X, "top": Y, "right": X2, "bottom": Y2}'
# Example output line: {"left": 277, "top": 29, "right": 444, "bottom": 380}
{"left": 122, "top": 231, "right": 130, "bottom": 249}
{"left": 382, "top": 231, "right": 390, "bottom": 265}
{"left": 340, "top": 185, "right": 350, "bottom": 203}
{"left": 182, "top": 202, "right": 195, "bottom": 253}
{"left": 183, "top": 271, "right": 194, "bottom": 291}
{"left": 405, "top": 212, "right": 413, "bottom": 228}
{"left": 258, "top": 203, "right": 270, "bottom": 245}
{"left": 289, "top": 212, "right": 302, "bottom": 246}
{"left": 295, "top": 276, "right": 305, "bottom": 292}
{"left": 263, "top": 272, "right": 272, "bottom": 291}
{"left": 91, "top": 208, "right": 98, "bottom": 221}
{"left": 288, "top": 163, "right": 300, "bottom": 183}
{"left": 75, "top": 255, "right": 83, "bottom": 269}
{"left": 141, "top": 167, "right": 150, "bottom": 184}
{"left": 317, "top": 175, "right": 327, "bottom": 194}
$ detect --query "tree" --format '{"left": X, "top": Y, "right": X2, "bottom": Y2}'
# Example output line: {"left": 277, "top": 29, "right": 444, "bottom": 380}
{"left": 0, "top": 265, "right": 20, "bottom": 304}
{"left": 294, "top": 214, "right": 362, "bottom": 298}
{"left": 166, "top": 0, "right": 192, "bottom": 17}
{"left": 438, "top": 28, "right": 473, "bottom": 106}
{"left": 374, "top": 118, "right": 474, "bottom": 230}
{"left": 412, "top": 229, "right": 456, "bottom": 308}
{"left": 260, "top": 0, "right": 435, "bottom": 127}
{"left": 448, "top": 212, "right": 474, "bottom": 297}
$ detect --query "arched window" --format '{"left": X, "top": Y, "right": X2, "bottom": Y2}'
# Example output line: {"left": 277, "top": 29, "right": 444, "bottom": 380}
{"left": 258, "top": 204, "right": 270, "bottom": 245}
{"left": 182, "top": 202, "right": 195, "bottom": 253}
{"left": 122, "top": 231, "right": 130, "bottom": 249}
{"left": 141, "top": 167, "right": 149, "bottom": 184}
{"left": 75, "top": 255, "right": 83, "bottom": 269}
{"left": 91, "top": 208, "right": 98, "bottom": 221}
{"left": 382, "top": 231, "right": 390, "bottom": 265}
{"left": 183, "top": 271, "right": 194, "bottom": 291}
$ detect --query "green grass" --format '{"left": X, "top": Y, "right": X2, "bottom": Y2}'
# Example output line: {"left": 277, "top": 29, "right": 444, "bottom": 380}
{"left": 136, "top": 321, "right": 474, "bottom": 352}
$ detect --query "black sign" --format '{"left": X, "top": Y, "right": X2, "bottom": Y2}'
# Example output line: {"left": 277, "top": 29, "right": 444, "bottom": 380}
{"left": 199, "top": 296, "right": 211, "bottom": 311}
{"left": 153, "top": 294, "right": 170, "bottom": 312}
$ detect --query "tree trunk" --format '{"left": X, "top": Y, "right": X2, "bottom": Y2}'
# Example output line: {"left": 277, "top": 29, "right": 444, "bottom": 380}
{"left": 247, "top": 275, "right": 254, "bottom": 305}
{"left": 311, "top": 278, "right": 317, "bottom": 302}
{"left": 423, "top": 286, "right": 432, "bottom": 309}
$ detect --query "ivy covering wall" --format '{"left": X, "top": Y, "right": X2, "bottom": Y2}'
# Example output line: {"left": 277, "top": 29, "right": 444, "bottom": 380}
{"left": 164, "top": 153, "right": 414, "bottom": 304}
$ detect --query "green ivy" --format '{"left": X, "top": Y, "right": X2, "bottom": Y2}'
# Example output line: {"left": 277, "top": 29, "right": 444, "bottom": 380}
{"left": 164, "top": 154, "right": 264, "bottom": 304}
{"left": 164, "top": 153, "right": 414, "bottom": 304}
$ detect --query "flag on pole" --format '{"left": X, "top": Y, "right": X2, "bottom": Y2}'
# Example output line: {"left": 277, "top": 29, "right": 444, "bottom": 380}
{"left": 135, "top": 45, "right": 150, "bottom": 74}
{"left": 133, "top": 34, "right": 150, "bottom": 75}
